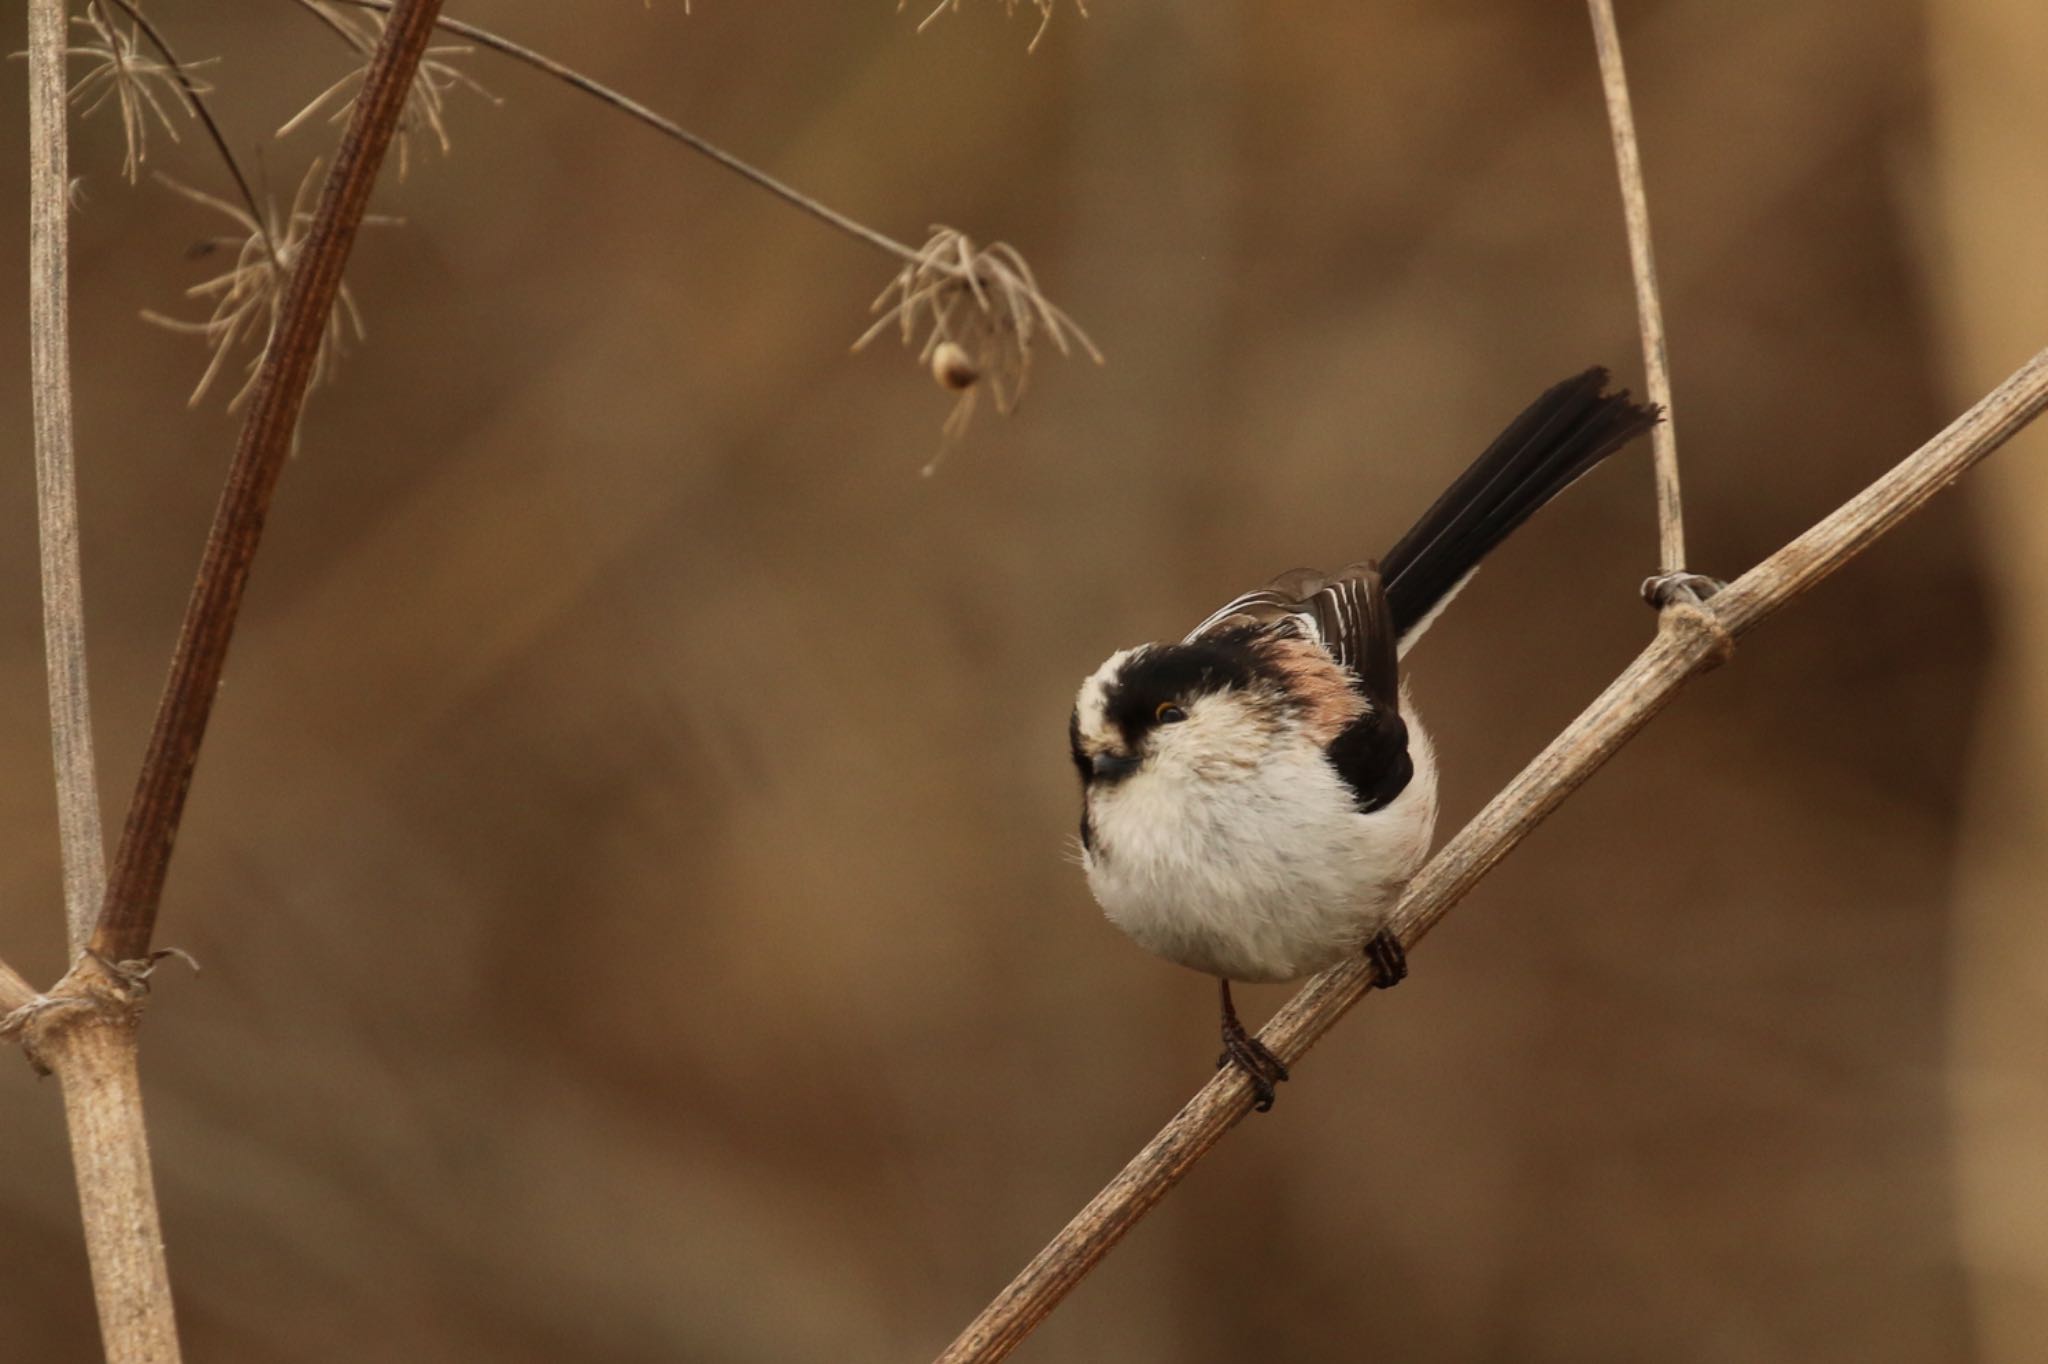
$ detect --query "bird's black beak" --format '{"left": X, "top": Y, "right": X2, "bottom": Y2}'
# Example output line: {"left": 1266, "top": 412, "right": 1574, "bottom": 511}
{"left": 1089, "top": 750, "right": 1139, "bottom": 782}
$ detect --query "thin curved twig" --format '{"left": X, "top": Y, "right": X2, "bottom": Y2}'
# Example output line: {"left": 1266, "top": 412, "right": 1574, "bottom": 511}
{"left": 932, "top": 344, "right": 2048, "bottom": 1362}
{"left": 307, "top": 0, "right": 927, "bottom": 266}
{"left": 1588, "top": 0, "right": 1685, "bottom": 576}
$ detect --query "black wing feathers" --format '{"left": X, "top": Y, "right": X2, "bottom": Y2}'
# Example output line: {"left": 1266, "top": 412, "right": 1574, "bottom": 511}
{"left": 1182, "top": 369, "right": 1655, "bottom": 813}
{"left": 1327, "top": 706, "right": 1412, "bottom": 813}
{"left": 1304, "top": 569, "right": 1413, "bottom": 812}
{"left": 1304, "top": 567, "right": 1400, "bottom": 710}
{"left": 1380, "top": 367, "right": 1660, "bottom": 636}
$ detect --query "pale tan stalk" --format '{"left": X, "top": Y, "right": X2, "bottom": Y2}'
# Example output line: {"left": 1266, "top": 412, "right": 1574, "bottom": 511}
{"left": 32, "top": 968, "right": 179, "bottom": 1364}
{"left": 1589, "top": 0, "right": 1685, "bottom": 575}
{"left": 22, "top": 3, "right": 180, "bottom": 1355}
{"left": 28, "top": 0, "right": 109, "bottom": 955}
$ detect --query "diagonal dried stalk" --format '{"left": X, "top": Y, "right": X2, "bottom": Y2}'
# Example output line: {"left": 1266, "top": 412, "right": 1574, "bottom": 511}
{"left": 1588, "top": 0, "right": 1686, "bottom": 579}
{"left": 855, "top": 227, "right": 1103, "bottom": 471}
{"left": 93, "top": 0, "right": 447, "bottom": 967}
{"left": 931, "top": 348, "right": 2048, "bottom": 1362}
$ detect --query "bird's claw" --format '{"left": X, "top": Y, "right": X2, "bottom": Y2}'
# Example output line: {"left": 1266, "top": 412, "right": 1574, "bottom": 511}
{"left": 1365, "top": 929, "right": 1408, "bottom": 990}
{"left": 1217, "top": 1023, "right": 1289, "bottom": 1112}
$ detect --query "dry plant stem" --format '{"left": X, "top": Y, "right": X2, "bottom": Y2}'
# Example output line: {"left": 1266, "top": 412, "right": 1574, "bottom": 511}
{"left": 1588, "top": 0, "right": 1685, "bottom": 574}
{"left": 93, "top": 0, "right": 447, "bottom": 963}
{"left": 934, "top": 343, "right": 2048, "bottom": 1364}
{"left": 320, "top": 0, "right": 924, "bottom": 265}
{"left": 37, "top": 987, "right": 178, "bottom": 1364}
{"left": 28, "top": 0, "right": 109, "bottom": 954}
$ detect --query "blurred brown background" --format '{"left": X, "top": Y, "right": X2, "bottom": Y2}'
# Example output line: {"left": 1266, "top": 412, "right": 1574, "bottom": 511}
{"left": 2, "top": 1, "right": 2046, "bottom": 1359}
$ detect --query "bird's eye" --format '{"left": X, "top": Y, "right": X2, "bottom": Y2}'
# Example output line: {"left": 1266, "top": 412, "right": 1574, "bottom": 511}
{"left": 1155, "top": 702, "right": 1188, "bottom": 724}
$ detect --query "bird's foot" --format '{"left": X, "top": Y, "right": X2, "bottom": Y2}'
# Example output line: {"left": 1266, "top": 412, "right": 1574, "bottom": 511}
{"left": 1217, "top": 1014, "right": 1289, "bottom": 1113}
{"left": 1365, "top": 929, "right": 1408, "bottom": 990}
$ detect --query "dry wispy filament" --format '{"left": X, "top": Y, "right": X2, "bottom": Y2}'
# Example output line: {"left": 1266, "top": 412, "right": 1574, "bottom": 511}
{"left": 906, "top": 0, "right": 1087, "bottom": 52}
{"left": 142, "top": 163, "right": 370, "bottom": 411}
{"left": 856, "top": 227, "right": 1101, "bottom": 474}
{"left": 65, "top": 1, "right": 208, "bottom": 182}
{"left": 281, "top": 0, "right": 497, "bottom": 179}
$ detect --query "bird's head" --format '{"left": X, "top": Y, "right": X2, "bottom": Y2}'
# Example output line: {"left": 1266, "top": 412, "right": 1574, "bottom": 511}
{"left": 1068, "top": 634, "right": 1291, "bottom": 803}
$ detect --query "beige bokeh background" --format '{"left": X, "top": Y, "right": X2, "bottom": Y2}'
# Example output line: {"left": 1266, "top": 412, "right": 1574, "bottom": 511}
{"left": 0, "top": 2, "right": 2043, "bottom": 1359}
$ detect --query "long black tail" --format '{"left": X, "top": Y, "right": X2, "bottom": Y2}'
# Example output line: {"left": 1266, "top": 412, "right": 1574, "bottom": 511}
{"left": 1381, "top": 367, "right": 1660, "bottom": 637}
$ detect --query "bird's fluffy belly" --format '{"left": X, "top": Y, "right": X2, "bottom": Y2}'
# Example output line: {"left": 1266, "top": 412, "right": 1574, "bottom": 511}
{"left": 1084, "top": 731, "right": 1436, "bottom": 983}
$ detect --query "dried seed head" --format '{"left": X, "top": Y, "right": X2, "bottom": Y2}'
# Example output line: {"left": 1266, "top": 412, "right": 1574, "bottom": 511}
{"left": 854, "top": 226, "right": 1101, "bottom": 474}
{"left": 931, "top": 341, "right": 979, "bottom": 391}
{"left": 141, "top": 162, "right": 373, "bottom": 411}
{"left": 904, "top": 0, "right": 1087, "bottom": 52}
{"left": 66, "top": 1, "right": 209, "bottom": 182}
{"left": 282, "top": 1, "right": 498, "bottom": 180}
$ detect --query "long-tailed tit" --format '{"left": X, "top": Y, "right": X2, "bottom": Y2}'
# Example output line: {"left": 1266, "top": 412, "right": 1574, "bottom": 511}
{"left": 1069, "top": 368, "right": 1660, "bottom": 1109}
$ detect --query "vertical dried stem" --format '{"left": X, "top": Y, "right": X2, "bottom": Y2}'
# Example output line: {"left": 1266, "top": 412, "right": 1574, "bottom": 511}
{"left": 26, "top": 10, "right": 177, "bottom": 1355}
{"left": 92, "top": 0, "right": 448, "bottom": 963}
{"left": 1588, "top": 0, "right": 1685, "bottom": 575}
{"left": 27, "top": 0, "right": 109, "bottom": 954}
{"left": 39, "top": 996, "right": 180, "bottom": 1364}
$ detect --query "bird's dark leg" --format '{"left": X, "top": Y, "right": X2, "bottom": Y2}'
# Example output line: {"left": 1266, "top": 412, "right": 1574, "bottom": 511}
{"left": 1216, "top": 978, "right": 1288, "bottom": 1112}
{"left": 1365, "top": 929, "right": 1408, "bottom": 989}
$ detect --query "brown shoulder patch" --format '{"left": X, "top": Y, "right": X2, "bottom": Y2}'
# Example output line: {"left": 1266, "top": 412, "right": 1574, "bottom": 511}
{"left": 1262, "top": 636, "right": 1367, "bottom": 744}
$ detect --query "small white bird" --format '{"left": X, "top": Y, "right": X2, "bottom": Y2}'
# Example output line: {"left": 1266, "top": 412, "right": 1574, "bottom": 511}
{"left": 1070, "top": 368, "right": 1659, "bottom": 1109}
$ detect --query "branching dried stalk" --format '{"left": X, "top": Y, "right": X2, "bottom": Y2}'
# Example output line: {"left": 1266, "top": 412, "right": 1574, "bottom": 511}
{"left": 855, "top": 227, "right": 1103, "bottom": 471}
{"left": 931, "top": 346, "right": 2048, "bottom": 1363}
{"left": 1588, "top": 0, "right": 1686, "bottom": 578}
{"left": 25, "top": 0, "right": 178, "bottom": 1356}
{"left": 11, "top": 955, "right": 180, "bottom": 1364}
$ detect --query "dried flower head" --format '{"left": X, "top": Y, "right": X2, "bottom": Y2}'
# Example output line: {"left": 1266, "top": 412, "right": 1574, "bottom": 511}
{"left": 905, "top": 0, "right": 1087, "bottom": 52}
{"left": 281, "top": 1, "right": 497, "bottom": 180}
{"left": 141, "top": 162, "right": 372, "bottom": 410}
{"left": 64, "top": 1, "right": 208, "bottom": 182}
{"left": 855, "top": 226, "right": 1101, "bottom": 475}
